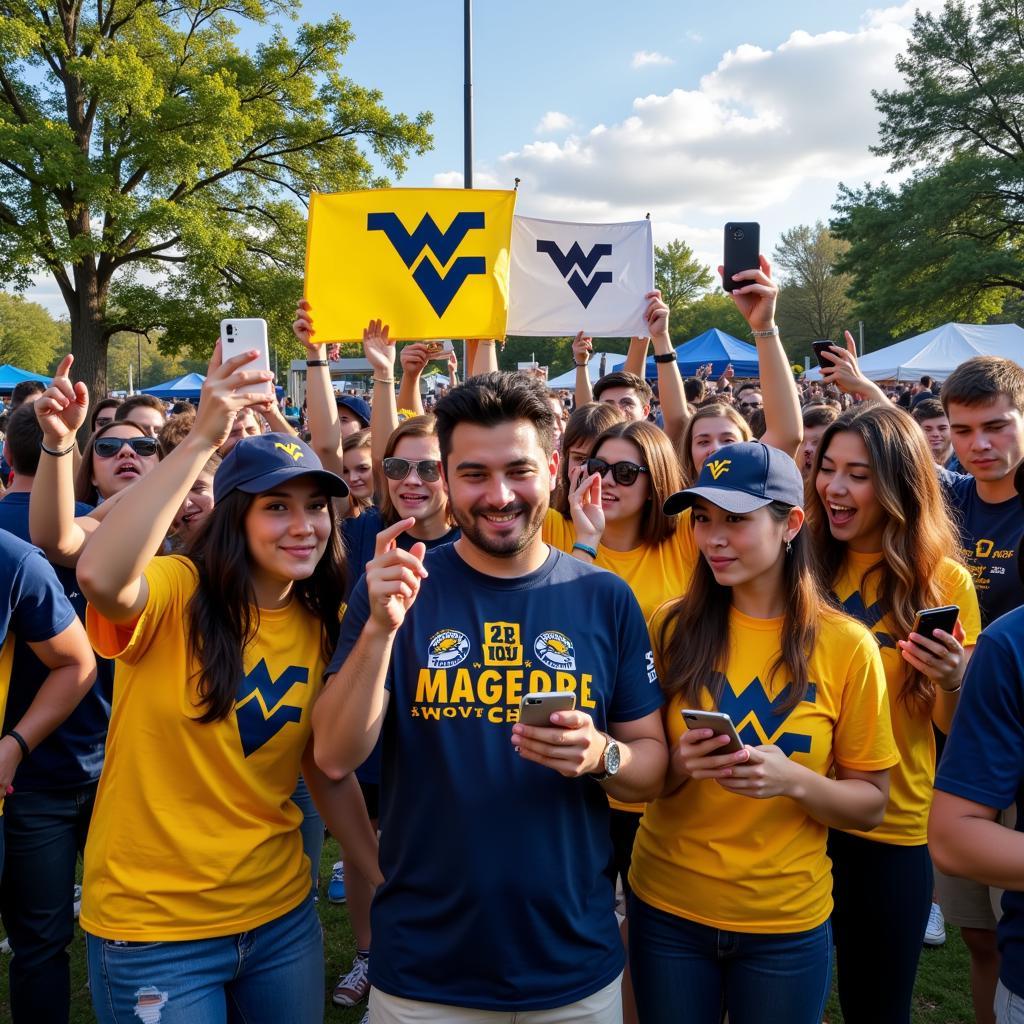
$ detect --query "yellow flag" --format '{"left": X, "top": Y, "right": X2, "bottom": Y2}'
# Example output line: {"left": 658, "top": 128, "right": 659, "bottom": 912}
{"left": 305, "top": 188, "right": 516, "bottom": 341}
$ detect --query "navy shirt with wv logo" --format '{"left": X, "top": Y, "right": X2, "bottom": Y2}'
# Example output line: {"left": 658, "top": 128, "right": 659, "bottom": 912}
{"left": 328, "top": 544, "right": 663, "bottom": 1012}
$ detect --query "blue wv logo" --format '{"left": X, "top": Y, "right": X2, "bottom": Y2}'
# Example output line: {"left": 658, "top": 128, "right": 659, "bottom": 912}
{"left": 834, "top": 590, "right": 896, "bottom": 649}
{"left": 716, "top": 674, "right": 817, "bottom": 758}
{"left": 536, "top": 240, "right": 613, "bottom": 308}
{"left": 368, "top": 212, "right": 486, "bottom": 317}
{"left": 235, "top": 660, "right": 309, "bottom": 758}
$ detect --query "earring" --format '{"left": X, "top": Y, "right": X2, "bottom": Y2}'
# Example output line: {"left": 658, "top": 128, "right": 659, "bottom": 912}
{"left": 785, "top": 539, "right": 793, "bottom": 555}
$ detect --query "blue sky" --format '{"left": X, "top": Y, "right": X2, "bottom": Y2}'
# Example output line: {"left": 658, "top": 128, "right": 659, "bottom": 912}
{"left": 25, "top": 0, "right": 943, "bottom": 314}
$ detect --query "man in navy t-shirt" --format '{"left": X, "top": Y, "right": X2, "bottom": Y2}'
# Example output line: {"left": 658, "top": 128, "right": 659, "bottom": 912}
{"left": 316, "top": 372, "right": 667, "bottom": 1021}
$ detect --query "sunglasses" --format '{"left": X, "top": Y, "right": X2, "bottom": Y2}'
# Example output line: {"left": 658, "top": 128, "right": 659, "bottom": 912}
{"left": 94, "top": 436, "right": 159, "bottom": 459}
{"left": 382, "top": 457, "right": 442, "bottom": 483}
{"left": 739, "top": 401, "right": 762, "bottom": 411}
{"left": 586, "top": 457, "right": 650, "bottom": 486}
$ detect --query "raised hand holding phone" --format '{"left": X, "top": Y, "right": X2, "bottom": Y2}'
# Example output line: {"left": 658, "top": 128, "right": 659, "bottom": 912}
{"left": 193, "top": 342, "right": 276, "bottom": 450}
{"left": 34, "top": 353, "right": 89, "bottom": 448}
{"left": 364, "top": 517, "right": 428, "bottom": 633}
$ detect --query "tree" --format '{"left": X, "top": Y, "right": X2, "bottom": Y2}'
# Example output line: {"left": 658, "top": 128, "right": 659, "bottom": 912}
{"left": 0, "top": 3, "right": 433, "bottom": 405}
{"left": 669, "top": 291, "right": 749, "bottom": 344}
{"left": 655, "top": 239, "right": 714, "bottom": 325}
{"left": 832, "top": 0, "right": 1024, "bottom": 334}
{"left": 0, "top": 293, "right": 62, "bottom": 371}
{"left": 772, "top": 223, "right": 853, "bottom": 345}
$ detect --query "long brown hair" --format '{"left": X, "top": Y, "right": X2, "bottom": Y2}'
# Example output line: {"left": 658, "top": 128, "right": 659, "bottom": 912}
{"left": 184, "top": 488, "right": 348, "bottom": 722}
{"left": 342, "top": 429, "right": 374, "bottom": 515}
{"left": 590, "top": 420, "right": 684, "bottom": 546}
{"left": 657, "top": 501, "right": 825, "bottom": 715}
{"left": 679, "top": 402, "right": 751, "bottom": 485}
{"left": 806, "top": 403, "right": 961, "bottom": 709}
{"left": 552, "top": 402, "right": 625, "bottom": 516}
{"left": 75, "top": 419, "right": 155, "bottom": 505}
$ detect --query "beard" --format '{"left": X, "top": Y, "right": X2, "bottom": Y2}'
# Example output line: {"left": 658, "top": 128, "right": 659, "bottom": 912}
{"left": 452, "top": 495, "right": 549, "bottom": 558}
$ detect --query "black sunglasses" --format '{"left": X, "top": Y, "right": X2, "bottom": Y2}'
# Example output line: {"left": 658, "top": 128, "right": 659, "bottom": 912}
{"left": 586, "top": 457, "right": 650, "bottom": 486}
{"left": 382, "top": 457, "right": 442, "bottom": 483}
{"left": 94, "top": 436, "right": 159, "bottom": 459}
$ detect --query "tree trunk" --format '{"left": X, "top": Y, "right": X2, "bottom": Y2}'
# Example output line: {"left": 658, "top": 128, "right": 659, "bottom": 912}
{"left": 67, "top": 265, "right": 110, "bottom": 441}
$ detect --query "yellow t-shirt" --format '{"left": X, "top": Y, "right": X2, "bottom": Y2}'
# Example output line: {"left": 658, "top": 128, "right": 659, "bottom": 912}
{"left": 831, "top": 551, "right": 981, "bottom": 846}
{"left": 544, "top": 508, "right": 699, "bottom": 811}
{"left": 82, "top": 555, "right": 326, "bottom": 941}
{"left": 629, "top": 606, "right": 897, "bottom": 934}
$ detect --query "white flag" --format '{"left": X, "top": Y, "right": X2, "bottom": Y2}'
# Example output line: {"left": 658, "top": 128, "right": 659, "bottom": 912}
{"left": 507, "top": 216, "right": 654, "bottom": 337}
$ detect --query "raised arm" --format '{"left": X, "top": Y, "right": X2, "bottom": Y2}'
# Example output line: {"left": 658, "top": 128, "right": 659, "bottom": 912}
{"left": 572, "top": 331, "right": 594, "bottom": 407}
{"left": 397, "top": 343, "right": 429, "bottom": 415}
{"left": 646, "top": 291, "right": 688, "bottom": 444}
{"left": 471, "top": 339, "right": 499, "bottom": 376}
{"left": 293, "top": 300, "right": 343, "bottom": 475}
{"left": 30, "top": 355, "right": 96, "bottom": 566}
{"left": 365, "top": 320, "right": 400, "bottom": 474}
{"left": 77, "top": 347, "right": 275, "bottom": 622}
{"left": 819, "top": 331, "right": 889, "bottom": 406}
{"left": 313, "top": 519, "right": 427, "bottom": 778}
{"left": 726, "top": 255, "right": 802, "bottom": 458}
{"left": 621, "top": 336, "right": 650, "bottom": 377}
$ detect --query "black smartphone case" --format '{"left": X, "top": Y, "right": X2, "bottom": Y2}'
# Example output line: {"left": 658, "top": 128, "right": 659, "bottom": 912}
{"left": 723, "top": 223, "right": 761, "bottom": 292}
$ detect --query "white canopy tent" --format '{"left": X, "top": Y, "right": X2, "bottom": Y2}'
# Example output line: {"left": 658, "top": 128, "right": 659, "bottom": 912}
{"left": 546, "top": 352, "right": 626, "bottom": 390}
{"left": 806, "top": 323, "right": 1024, "bottom": 381}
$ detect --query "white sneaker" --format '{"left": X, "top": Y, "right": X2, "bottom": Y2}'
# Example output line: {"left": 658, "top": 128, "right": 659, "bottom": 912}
{"left": 332, "top": 952, "right": 370, "bottom": 1006}
{"left": 924, "top": 901, "right": 946, "bottom": 947}
{"left": 360, "top": 1009, "right": 369, "bottom": 1024}
{"left": 73, "top": 884, "right": 82, "bottom": 919}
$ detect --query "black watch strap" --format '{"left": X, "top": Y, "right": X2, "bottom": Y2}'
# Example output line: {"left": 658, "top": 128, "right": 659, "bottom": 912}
{"left": 653, "top": 352, "right": 676, "bottom": 364}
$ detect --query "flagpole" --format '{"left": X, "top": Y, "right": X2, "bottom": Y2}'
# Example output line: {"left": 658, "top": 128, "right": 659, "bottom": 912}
{"left": 462, "top": 0, "right": 473, "bottom": 377}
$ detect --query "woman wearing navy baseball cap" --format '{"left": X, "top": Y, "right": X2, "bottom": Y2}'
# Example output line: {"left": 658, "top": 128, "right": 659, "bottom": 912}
{"left": 627, "top": 440, "right": 898, "bottom": 1024}
{"left": 75, "top": 344, "right": 381, "bottom": 1024}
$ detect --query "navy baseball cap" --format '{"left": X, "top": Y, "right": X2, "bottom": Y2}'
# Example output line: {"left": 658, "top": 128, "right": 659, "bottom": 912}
{"left": 214, "top": 432, "right": 348, "bottom": 504}
{"left": 664, "top": 441, "right": 804, "bottom": 515}
{"left": 336, "top": 394, "right": 370, "bottom": 427}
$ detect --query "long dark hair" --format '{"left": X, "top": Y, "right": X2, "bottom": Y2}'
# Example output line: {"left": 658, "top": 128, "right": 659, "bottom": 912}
{"left": 657, "top": 502, "right": 825, "bottom": 715}
{"left": 184, "top": 488, "right": 348, "bottom": 722}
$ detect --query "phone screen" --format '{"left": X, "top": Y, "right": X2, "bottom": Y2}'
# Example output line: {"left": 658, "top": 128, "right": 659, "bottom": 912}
{"left": 813, "top": 341, "right": 837, "bottom": 366}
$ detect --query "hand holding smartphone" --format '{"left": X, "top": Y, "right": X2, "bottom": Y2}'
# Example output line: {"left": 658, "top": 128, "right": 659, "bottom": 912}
{"left": 519, "top": 691, "right": 576, "bottom": 727}
{"left": 723, "top": 223, "right": 760, "bottom": 293}
{"left": 813, "top": 340, "right": 838, "bottom": 367}
{"left": 681, "top": 709, "right": 744, "bottom": 754}
{"left": 911, "top": 606, "right": 960, "bottom": 644}
{"left": 220, "top": 318, "right": 273, "bottom": 397}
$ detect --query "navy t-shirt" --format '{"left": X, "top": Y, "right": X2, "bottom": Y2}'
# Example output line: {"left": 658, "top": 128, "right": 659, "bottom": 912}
{"left": 942, "top": 471, "right": 1024, "bottom": 626}
{"left": 0, "top": 495, "right": 112, "bottom": 791}
{"left": 327, "top": 544, "right": 663, "bottom": 1011}
{"left": 340, "top": 506, "right": 460, "bottom": 785}
{"left": 935, "top": 607, "right": 1024, "bottom": 996}
{"left": 0, "top": 530, "right": 79, "bottom": 780}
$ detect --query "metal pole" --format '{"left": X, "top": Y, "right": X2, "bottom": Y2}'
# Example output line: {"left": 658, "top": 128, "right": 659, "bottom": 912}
{"left": 858, "top": 319, "right": 865, "bottom": 357}
{"left": 462, "top": 0, "right": 473, "bottom": 378}
{"left": 137, "top": 334, "right": 142, "bottom": 393}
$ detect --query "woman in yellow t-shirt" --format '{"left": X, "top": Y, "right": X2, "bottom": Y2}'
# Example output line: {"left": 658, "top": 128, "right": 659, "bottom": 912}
{"left": 74, "top": 346, "right": 381, "bottom": 1024}
{"left": 807, "top": 402, "right": 980, "bottom": 1024}
{"left": 628, "top": 440, "right": 897, "bottom": 1024}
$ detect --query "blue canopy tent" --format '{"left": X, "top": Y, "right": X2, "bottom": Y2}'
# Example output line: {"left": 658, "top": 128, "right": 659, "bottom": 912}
{"left": 632, "top": 329, "right": 760, "bottom": 379}
{"left": 142, "top": 372, "right": 206, "bottom": 400}
{"left": 0, "top": 364, "right": 50, "bottom": 395}
{"left": 143, "top": 372, "right": 285, "bottom": 401}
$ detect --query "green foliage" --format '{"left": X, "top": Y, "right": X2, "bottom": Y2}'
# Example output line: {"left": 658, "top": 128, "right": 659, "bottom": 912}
{"left": 832, "top": 0, "right": 1024, "bottom": 335}
{"left": 655, "top": 239, "right": 714, "bottom": 326}
{"left": 0, "top": 292, "right": 62, "bottom": 371}
{"left": 669, "top": 291, "right": 749, "bottom": 344}
{"left": 772, "top": 222, "right": 853, "bottom": 346}
{"left": 0, "top": 1, "right": 434, "bottom": 397}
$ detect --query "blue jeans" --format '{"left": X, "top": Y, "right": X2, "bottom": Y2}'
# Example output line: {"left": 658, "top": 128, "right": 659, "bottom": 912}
{"left": 628, "top": 894, "right": 832, "bottom": 1024}
{"left": 292, "top": 774, "right": 323, "bottom": 891}
{"left": 86, "top": 894, "right": 324, "bottom": 1024}
{"left": 0, "top": 783, "right": 96, "bottom": 1023}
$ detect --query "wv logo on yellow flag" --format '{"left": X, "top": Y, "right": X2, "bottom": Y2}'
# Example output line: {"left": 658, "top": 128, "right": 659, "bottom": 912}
{"left": 305, "top": 189, "right": 516, "bottom": 341}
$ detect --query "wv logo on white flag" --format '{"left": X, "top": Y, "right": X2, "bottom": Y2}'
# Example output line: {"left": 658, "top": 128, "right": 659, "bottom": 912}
{"left": 507, "top": 216, "right": 654, "bottom": 338}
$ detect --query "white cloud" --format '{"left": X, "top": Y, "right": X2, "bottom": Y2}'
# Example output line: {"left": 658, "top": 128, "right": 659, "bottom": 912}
{"left": 632, "top": 50, "right": 675, "bottom": 69}
{"left": 535, "top": 111, "right": 575, "bottom": 135}
{"left": 685, "top": 31, "right": 703, "bottom": 43}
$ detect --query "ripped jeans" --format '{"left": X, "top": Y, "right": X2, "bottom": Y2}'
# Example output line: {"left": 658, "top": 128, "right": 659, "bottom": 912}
{"left": 85, "top": 894, "right": 323, "bottom": 1024}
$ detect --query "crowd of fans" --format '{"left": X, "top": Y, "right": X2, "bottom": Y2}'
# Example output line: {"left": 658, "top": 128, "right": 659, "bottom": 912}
{"left": 0, "top": 255, "right": 1022, "bottom": 1024}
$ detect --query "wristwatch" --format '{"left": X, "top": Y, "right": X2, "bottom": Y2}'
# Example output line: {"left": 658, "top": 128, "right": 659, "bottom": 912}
{"left": 592, "top": 735, "right": 621, "bottom": 781}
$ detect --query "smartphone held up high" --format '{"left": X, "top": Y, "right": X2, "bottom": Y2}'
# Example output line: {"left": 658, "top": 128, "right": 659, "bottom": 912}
{"left": 723, "top": 223, "right": 760, "bottom": 293}
{"left": 220, "top": 318, "right": 273, "bottom": 397}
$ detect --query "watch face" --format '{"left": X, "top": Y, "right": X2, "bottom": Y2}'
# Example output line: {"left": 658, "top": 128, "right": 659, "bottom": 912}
{"left": 605, "top": 740, "right": 621, "bottom": 775}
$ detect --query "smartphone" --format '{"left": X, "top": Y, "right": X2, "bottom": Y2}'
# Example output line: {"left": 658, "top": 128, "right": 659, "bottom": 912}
{"left": 723, "top": 222, "right": 760, "bottom": 293}
{"left": 681, "top": 709, "right": 744, "bottom": 754}
{"left": 220, "top": 318, "right": 272, "bottom": 396}
{"left": 423, "top": 339, "right": 455, "bottom": 361}
{"left": 813, "top": 340, "right": 838, "bottom": 367}
{"left": 519, "top": 691, "right": 576, "bottom": 727}
{"left": 912, "top": 605, "right": 960, "bottom": 642}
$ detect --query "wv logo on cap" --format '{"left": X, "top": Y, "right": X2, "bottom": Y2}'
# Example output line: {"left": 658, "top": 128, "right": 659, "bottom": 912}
{"left": 707, "top": 458, "right": 732, "bottom": 480}
{"left": 536, "top": 240, "right": 613, "bottom": 309}
{"left": 274, "top": 442, "right": 304, "bottom": 462}
{"left": 368, "top": 212, "right": 486, "bottom": 317}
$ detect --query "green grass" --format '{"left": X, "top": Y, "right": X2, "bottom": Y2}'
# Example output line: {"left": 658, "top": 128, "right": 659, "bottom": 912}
{"left": 0, "top": 837, "right": 978, "bottom": 1023}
